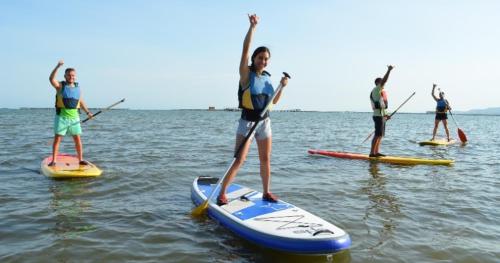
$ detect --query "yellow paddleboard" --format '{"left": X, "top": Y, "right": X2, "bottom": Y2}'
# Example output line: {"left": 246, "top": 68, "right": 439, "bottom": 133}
{"left": 41, "top": 154, "right": 102, "bottom": 178}
{"left": 368, "top": 155, "right": 454, "bottom": 165}
{"left": 419, "top": 139, "right": 456, "bottom": 146}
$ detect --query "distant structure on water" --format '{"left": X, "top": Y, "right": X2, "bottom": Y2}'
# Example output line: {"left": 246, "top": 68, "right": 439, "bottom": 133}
{"left": 223, "top": 107, "right": 240, "bottom": 111}
{"left": 219, "top": 107, "right": 301, "bottom": 112}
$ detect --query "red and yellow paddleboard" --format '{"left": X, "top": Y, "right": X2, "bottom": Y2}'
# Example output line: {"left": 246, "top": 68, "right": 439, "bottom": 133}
{"left": 308, "top": 149, "right": 454, "bottom": 165}
{"left": 40, "top": 154, "right": 102, "bottom": 178}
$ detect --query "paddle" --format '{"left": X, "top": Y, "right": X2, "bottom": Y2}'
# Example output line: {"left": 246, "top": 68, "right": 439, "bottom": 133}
{"left": 81, "top": 98, "right": 126, "bottom": 123}
{"left": 46, "top": 98, "right": 126, "bottom": 145}
{"left": 437, "top": 88, "right": 467, "bottom": 143}
{"left": 361, "top": 92, "right": 416, "bottom": 144}
{"left": 448, "top": 110, "right": 468, "bottom": 143}
{"left": 191, "top": 72, "right": 291, "bottom": 217}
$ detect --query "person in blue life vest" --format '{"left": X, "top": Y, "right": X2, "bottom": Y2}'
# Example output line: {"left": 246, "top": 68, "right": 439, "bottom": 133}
{"left": 431, "top": 84, "right": 451, "bottom": 141}
{"left": 217, "top": 14, "right": 289, "bottom": 205}
{"left": 369, "top": 65, "right": 394, "bottom": 157}
{"left": 48, "top": 59, "right": 93, "bottom": 166}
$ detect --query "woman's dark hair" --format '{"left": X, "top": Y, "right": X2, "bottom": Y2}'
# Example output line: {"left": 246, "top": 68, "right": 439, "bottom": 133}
{"left": 374, "top": 78, "right": 383, "bottom": 85}
{"left": 65, "top": 68, "right": 76, "bottom": 75}
{"left": 250, "top": 46, "right": 271, "bottom": 71}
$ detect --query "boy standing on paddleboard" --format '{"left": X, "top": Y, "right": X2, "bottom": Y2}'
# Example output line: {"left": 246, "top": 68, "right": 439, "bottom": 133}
{"left": 48, "top": 59, "right": 93, "bottom": 166}
{"left": 369, "top": 65, "right": 394, "bottom": 157}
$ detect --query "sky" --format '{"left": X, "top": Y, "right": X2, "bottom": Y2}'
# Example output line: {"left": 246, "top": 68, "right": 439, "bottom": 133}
{"left": 1, "top": 0, "right": 499, "bottom": 112}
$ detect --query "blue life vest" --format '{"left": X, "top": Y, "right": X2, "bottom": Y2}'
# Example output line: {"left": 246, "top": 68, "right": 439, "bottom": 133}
{"left": 238, "top": 71, "right": 274, "bottom": 121}
{"left": 55, "top": 81, "right": 81, "bottom": 115}
{"left": 436, "top": 99, "right": 447, "bottom": 113}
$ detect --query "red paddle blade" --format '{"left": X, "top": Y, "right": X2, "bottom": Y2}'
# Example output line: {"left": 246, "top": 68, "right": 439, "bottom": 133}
{"left": 458, "top": 128, "right": 467, "bottom": 143}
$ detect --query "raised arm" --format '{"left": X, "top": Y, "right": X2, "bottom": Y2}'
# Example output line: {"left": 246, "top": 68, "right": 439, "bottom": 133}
{"left": 49, "top": 59, "right": 64, "bottom": 90}
{"left": 239, "top": 14, "right": 259, "bottom": 86}
{"left": 431, "top": 84, "right": 439, "bottom": 101}
{"left": 380, "top": 65, "right": 394, "bottom": 87}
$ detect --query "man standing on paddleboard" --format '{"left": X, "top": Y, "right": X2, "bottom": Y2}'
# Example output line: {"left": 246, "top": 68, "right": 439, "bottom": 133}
{"left": 369, "top": 65, "right": 394, "bottom": 157}
{"left": 48, "top": 59, "right": 93, "bottom": 166}
{"left": 431, "top": 84, "right": 451, "bottom": 141}
{"left": 217, "top": 14, "right": 289, "bottom": 205}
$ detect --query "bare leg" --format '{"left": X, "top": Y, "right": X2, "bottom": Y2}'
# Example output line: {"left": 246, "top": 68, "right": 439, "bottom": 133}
{"left": 432, "top": 119, "right": 440, "bottom": 140}
{"left": 219, "top": 134, "right": 253, "bottom": 197}
{"left": 72, "top": 135, "right": 83, "bottom": 161}
{"left": 443, "top": 119, "right": 450, "bottom": 141}
{"left": 371, "top": 136, "right": 382, "bottom": 155}
{"left": 374, "top": 136, "right": 382, "bottom": 154}
{"left": 51, "top": 135, "right": 63, "bottom": 164}
{"left": 370, "top": 136, "right": 377, "bottom": 155}
{"left": 256, "top": 137, "right": 272, "bottom": 194}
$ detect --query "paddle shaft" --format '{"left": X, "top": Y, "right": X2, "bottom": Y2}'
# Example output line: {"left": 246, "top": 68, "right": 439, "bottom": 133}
{"left": 203, "top": 72, "right": 290, "bottom": 206}
{"left": 81, "top": 98, "right": 126, "bottom": 123}
{"left": 388, "top": 92, "right": 416, "bottom": 118}
{"left": 362, "top": 92, "right": 416, "bottom": 143}
{"left": 448, "top": 110, "right": 459, "bottom": 126}
{"left": 47, "top": 98, "right": 126, "bottom": 146}
{"left": 438, "top": 88, "right": 467, "bottom": 142}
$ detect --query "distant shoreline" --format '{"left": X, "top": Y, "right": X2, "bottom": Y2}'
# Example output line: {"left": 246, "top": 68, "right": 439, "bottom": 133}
{"left": 3, "top": 107, "right": 499, "bottom": 116}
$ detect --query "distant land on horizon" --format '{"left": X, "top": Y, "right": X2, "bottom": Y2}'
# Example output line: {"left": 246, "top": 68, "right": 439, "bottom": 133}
{"left": 5, "top": 106, "right": 500, "bottom": 115}
{"left": 454, "top": 107, "right": 500, "bottom": 115}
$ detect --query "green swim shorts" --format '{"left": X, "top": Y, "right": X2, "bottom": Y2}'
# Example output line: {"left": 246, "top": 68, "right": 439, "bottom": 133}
{"left": 54, "top": 115, "right": 82, "bottom": 136}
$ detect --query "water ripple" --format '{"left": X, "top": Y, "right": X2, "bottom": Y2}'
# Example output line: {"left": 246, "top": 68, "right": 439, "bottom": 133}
{"left": 0, "top": 109, "right": 499, "bottom": 262}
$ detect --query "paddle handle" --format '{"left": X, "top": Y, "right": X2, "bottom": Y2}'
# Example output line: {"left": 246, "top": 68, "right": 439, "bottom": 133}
{"left": 81, "top": 98, "right": 126, "bottom": 123}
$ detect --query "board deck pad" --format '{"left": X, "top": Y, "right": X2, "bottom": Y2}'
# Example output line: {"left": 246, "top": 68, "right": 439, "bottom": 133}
{"left": 191, "top": 176, "right": 351, "bottom": 254}
{"left": 40, "top": 154, "right": 102, "bottom": 178}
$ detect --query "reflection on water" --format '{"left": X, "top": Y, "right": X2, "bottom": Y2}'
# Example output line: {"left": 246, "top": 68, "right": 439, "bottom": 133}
{"left": 49, "top": 179, "right": 97, "bottom": 238}
{"left": 362, "top": 162, "right": 401, "bottom": 251}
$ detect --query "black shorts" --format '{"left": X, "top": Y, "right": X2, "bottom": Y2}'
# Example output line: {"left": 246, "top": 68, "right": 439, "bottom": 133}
{"left": 373, "top": 116, "right": 385, "bottom": 137}
{"left": 435, "top": 113, "right": 448, "bottom": 120}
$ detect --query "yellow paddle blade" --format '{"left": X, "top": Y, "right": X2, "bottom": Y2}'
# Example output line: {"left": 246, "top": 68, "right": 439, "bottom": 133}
{"left": 191, "top": 200, "right": 209, "bottom": 217}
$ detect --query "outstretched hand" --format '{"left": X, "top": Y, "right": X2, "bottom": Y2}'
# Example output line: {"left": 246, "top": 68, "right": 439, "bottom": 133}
{"left": 57, "top": 59, "right": 64, "bottom": 67}
{"left": 248, "top": 14, "right": 259, "bottom": 27}
{"left": 280, "top": 76, "right": 289, "bottom": 87}
{"left": 387, "top": 65, "right": 394, "bottom": 71}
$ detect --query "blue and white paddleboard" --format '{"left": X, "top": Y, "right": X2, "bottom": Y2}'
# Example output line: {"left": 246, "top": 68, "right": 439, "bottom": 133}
{"left": 191, "top": 176, "right": 351, "bottom": 254}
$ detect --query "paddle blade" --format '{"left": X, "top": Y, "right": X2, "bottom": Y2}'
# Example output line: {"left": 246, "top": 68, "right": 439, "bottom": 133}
{"left": 457, "top": 128, "right": 467, "bottom": 143}
{"left": 191, "top": 200, "right": 209, "bottom": 217}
